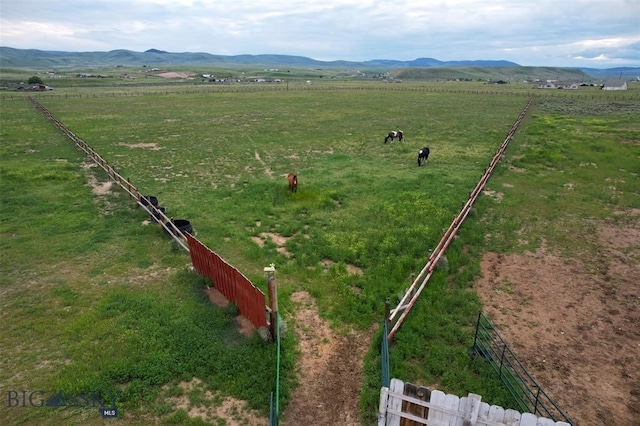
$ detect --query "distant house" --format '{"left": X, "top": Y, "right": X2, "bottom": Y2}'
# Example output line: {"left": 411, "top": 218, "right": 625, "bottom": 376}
{"left": 538, "top": 82, "right": 559, "bottom": 89}
{"left": 537, "top": 81, "right": 579, "bottom": 90}
{"left": 602, "top": 80, "right": 628, "bottom": 91}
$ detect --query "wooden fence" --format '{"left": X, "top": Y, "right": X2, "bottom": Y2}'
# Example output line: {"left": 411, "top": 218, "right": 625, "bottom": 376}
{"left": 28, "top": 97, "right": 190, "bottom": 250}
{"left": 186, "top": 233, "right": 268, "bottom": 329}
{"left": 387, "top": 97, "right": 533, "bottom": 340}
{"left": 379, "top": 98, "right": 573, "bottom": 425}
{"left": 379, "top": 379, "right": 572, "bottom": 426}
{"left": 30, "top": 96, "right": 269, "bottom": 330}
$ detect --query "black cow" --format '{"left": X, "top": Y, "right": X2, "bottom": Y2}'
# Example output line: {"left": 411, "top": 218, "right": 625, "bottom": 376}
{"left": 417, "top": 147, "right": 430, "bottom": 166}
{"left": 384, "top": 130, "right": 404, "bottom": 143}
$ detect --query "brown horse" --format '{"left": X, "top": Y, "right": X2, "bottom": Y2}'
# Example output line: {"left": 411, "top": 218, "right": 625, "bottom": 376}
{"left": 287, "top": 173, "right": 298, "bottom": 193}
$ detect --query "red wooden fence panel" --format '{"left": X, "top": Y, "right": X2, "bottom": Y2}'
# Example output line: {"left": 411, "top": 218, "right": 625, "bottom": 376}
{"left": 186, "top": 233, "right": 268, "bottom": 329}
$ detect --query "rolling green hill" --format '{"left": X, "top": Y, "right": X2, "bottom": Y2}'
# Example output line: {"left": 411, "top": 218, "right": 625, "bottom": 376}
{"left": 1, "top": 47, "right": 637, "bottom": 81}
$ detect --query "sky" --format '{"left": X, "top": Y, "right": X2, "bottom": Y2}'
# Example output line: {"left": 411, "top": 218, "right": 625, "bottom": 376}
{"left": 1, "top": 0, "right": 639, "bottom": 68}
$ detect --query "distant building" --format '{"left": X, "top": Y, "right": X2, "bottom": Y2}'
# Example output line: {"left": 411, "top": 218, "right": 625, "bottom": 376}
{"left": 602, "top": 80, "right": 628, "bottom": 91}
{"left": 537, "top": 82, "right": 579, "bottom": 90}
{"left": 27, "top": 84, "right": 52, "bottom": 91}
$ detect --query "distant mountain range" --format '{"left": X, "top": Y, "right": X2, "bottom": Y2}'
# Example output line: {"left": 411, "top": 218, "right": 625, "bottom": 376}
{"left": 1, "top": 47, "right": 638, "bottom": 79}
{"left": 0, "top": 47, "right": 521, "bottom": 68}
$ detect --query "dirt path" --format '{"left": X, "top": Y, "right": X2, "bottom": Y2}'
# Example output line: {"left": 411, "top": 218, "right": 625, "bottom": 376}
{"left": 202, "top": 213, "right": 638, "bottom": 426}
{"left": 280, "top": 291, "right": 374, "bottom": 426}
{"left": 201, "top": 288, "right": 373, "bottom": 425}
{"left": 475, "top": 215, "right": 640, "bottom": 426}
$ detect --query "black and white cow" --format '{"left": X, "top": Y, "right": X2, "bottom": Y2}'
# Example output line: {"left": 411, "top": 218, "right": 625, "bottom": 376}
{"left": 384, "top": 130, "right": 404, "bottom": 144}
{"left": 417, "top": 147, "right": 430, "bottom": 166}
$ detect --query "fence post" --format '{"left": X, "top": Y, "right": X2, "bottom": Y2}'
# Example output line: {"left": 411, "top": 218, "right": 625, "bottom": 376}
{"left": 127, "top": 178, "right": 132, "bottom": 199}
{"left": 264, "top": 264, "right": 278, "bottom": 341}
{"left": 409, "top": 273, "right": 415, "bottom": 298}
{"left": 471, "top": 312, "right": 482, "bottom": 359}
{"left": 499, "top": 340, "right": 507, "bottom": 378}
{"left": 382, "top": 300, "right": 391, "bottom": 388}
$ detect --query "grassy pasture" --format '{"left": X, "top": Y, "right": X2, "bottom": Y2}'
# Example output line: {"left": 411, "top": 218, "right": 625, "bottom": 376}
{"left": 1, "top": 82, "right": 639, "bottom": 425}
{"left": 0, "top": 63, "right": 592, "bottom": 89}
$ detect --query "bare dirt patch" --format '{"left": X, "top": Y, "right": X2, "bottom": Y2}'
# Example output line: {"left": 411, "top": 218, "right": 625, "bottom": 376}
{"left": 475, "top": 216, "right": 639, "bottom": 426}
{"left": 200, "top": 286, "right": 373, "bottom": 425}
{"left": 157, "top": 72, "right": 195, "bottom": 79}
{"left": 164, "top": 378, "right": 268, "bottom": 425}
{"left": 508, "top": 165, "right": 527, "bottom": 173}
{"left": 119, "top": 142, "right": 162, "bottom": 150}
{"left": 205, "top": 286, "right": 230, "bottom": 308}
{"left": 321, "top": 259, "right": 364, "bottom": 276}
{"left": 204, "top": 287, "right": 256, "bottom": 338}
{"left": 86, "top": 173, "right": 113, "bottom": 196}
{"left": 254, "top": 150, "right": 274, "bottom": 177}
{"left": 253, "top": 232, "right": 293, "bottom": 257}
{"left": 82, "top": 161, "right": 115, "bottom": 203}
{"left": 482, "top": 190, "right": 504, "bottom": 203}
{"left": 309, "top": 147, "right": 335, "bottom": 155}
{"left": 280, "top": 291, "right": 374, "bottom": 426}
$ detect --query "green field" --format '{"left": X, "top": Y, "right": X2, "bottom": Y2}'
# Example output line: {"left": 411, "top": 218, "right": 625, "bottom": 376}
{"left": 1, "top": 80, "right": 638, "bottom": 425}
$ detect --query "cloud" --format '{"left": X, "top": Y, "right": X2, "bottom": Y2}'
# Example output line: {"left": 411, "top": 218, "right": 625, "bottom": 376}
{"left": 1, "top": 0, "right": 639, "bottom": 67}
{"left": 571, "top": 39, "right": 640, "bottom": 64}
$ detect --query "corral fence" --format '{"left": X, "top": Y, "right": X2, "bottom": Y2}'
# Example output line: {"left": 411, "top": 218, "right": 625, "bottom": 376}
{"left": 378, "top": 378, "right": 571, "bottom": 426}
{"left": 28, "top": 95, "right": 295, "bottom": 426}
{"left": 387, "top": 97, "right": 533, "bottom": 341}
{"left": 30, "top": 94, "right": 280, "bottom": 420}
{"left": 29, "top": 95, "right": 271, "bottom": 331}
{"left": 378, "top": 97, "right": 572, "bottom": 425}
{"left": 471, "top": 313, "right": 573, "bottom": 424}
{"left": 28, "top": 97, "right": 189, "bottom": 250}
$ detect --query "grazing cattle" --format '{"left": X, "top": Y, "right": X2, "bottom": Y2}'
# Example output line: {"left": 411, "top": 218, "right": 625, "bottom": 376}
{"left": 384, "top": 130, "right": 404, "bottom": 143}
{"left": 417, "top": 147, "right": 430, "bottom": 166}
{"left": 287, "top": 173, "right": 298, "bottom": 193}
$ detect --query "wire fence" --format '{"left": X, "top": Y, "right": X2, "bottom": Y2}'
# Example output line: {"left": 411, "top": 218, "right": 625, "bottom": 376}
{"left": 269, "top": 313, "right": 282, "bottom": 426}
{"left": 381, "top": 314, "right": 391, "bottom": 389}
{"left": 3, "top": 83, "right": 638, "bottom": 102}
{"left": 471, "top": 312, "right": 573, "bottom": 424}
